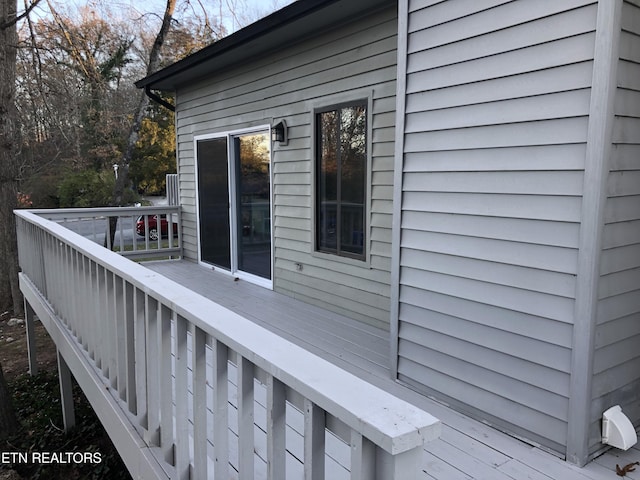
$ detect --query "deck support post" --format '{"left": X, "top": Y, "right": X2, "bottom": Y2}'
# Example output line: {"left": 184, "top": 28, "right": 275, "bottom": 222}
{"left": 57, "top": 350, "right": 76, "bottom": 432}
{"left": 376, "top": 445, "right": 422, "bottom": 480}
{"left": 25, "top": 301, "right": 37, "bottom": 376}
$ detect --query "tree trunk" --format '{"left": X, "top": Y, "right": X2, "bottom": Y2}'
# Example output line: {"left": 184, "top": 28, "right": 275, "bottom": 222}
{"left": 1, "top": 0, "right": 31, "bottom": 442}
{"left": 0, "top": 0, "right": 23, "bottom": 318}
{"left": 111, "top": 0, "right": 177, "bottom": 207}
{"left": 107, "top": 0, "right": 176, "bottom": 248}
{"left": 0, "top": 181, "right": 21, "bottom": 315}
{"left": 0, "top": 361, "right": 18, "bottom": 440}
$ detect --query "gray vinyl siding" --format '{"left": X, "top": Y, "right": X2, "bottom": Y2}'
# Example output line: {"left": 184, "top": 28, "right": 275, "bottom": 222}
{"left": 396, "top": 0, "right": 598, "bottom": 454}
{"left": 175, "top": 6, "right": 398, "bottom": 329}
{"left": 590, "top": 0, "right": 640, "bottom": 455}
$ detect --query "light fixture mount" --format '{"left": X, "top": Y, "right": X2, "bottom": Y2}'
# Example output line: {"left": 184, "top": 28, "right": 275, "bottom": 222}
{"left": 272, "top": 120, "right": 288, "bottom": 145}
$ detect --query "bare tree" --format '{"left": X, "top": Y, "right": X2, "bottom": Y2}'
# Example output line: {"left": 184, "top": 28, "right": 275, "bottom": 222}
{"left": 1, "top": 0, "right": 41, "bottom": 317}
{"left": 111, "top": 0, "right": 176, "bottom": 208}
{"left": 0, "top": 0, "right": 42, "bottom": 441}
{"left": 104, "top": 0, "right": 176, "bottom": 248}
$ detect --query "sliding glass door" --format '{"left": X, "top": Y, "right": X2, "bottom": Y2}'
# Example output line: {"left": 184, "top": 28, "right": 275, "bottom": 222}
{"left": 197, "top": 137, "right": 231, "bottom": 269}
{"left": 235, "top": 133, "right": 271, "bottom": 279}
{"left": 196, "top": 129, "right": 272, "bottom": 284}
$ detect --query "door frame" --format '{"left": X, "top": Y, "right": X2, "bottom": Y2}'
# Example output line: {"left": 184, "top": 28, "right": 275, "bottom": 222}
{"left": 194, "top": 125, "right": 274, "bottom": 289}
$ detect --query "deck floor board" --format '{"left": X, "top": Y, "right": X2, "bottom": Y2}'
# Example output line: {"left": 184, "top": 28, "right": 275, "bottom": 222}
{"left": 144, "top": 259, "right": 631, "bottom": 480}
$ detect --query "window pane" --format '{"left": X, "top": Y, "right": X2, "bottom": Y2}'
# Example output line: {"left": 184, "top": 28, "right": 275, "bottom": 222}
{"left": 197, "top": 137, "right": 231, "bottom": 269}
{"left": 316, "top": 102, "right": 366, "bottom": 258}
{"left": 317, "top": 110, "right": 338, "bottom": 252}
{"left": 236, "top": 133, "right": 271, "bottom": 279}
{"left": 339, "top": 105, "right": 366, "bottom": 255}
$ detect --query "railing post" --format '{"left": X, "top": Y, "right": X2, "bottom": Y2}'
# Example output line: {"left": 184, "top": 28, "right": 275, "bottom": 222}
{"left": 350, "top": 431, "right": 375, "bottom": 480}
{"left": 376, "top": 445, "right": 423, "bottom": 480}
{"left": 24, "top": 301, "right": 38, "bottom": 376}
{"left": 57, "top": 350, "right": 76, "bottom": 432}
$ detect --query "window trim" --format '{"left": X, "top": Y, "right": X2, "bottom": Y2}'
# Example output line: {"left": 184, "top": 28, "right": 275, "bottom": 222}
{"left": 311, "top": 94, "right": 372, "bottom": 265}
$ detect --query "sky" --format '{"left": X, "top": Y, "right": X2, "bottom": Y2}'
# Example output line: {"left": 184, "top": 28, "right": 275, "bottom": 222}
{"left": 35, "top": 0, "right": 296, "bottom": 35}
{"left": 208, "top": 0, "right": 296, "bottom": 33}
{"left": 126, "top": 0, "right": 296, "bottom": 33}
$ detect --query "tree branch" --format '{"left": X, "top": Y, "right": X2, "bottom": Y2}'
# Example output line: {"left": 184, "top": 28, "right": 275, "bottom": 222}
{"left": 0, "top": 0, "right": 42, "bottom": 31}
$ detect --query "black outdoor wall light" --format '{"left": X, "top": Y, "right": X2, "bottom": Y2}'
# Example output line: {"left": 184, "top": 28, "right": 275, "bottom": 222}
{"left": 272, "top": 120, "right": 288, "bottom": 145}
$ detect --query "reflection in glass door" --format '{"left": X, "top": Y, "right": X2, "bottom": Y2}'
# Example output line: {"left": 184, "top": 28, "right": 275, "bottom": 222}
{"left": 196, "top": 130, "right": 272, "bottom": 283}
{"left": 235, "top": 133, "right": 271, "bottom": 279}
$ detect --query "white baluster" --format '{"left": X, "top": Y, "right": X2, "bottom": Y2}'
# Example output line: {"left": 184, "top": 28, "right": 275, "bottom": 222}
{"left": 213, "top": 340, "right": 230, "bottom": 478}
{"left": 267, "top": 375, "right": 286, "bottom": 480}
{"left": 304, "top": 399, "right": 325, "bottom": 480}
{"left": 192, "top": 326, "right": 208, "bottom": 479}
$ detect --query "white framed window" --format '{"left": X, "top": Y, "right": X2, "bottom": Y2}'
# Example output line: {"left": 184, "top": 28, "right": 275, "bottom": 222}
{"left": 315, "top": 100, "right": 368, "bottom": 260}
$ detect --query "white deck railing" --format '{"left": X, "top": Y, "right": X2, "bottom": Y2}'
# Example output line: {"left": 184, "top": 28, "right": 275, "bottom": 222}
{"left": 15, "top": 209, "right": 440, "bottom": 480}
{"left": 30, "top": 206, "right": 181, "bottom": 260}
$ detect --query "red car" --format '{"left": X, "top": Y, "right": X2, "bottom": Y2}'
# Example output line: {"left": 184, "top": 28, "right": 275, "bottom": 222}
{"left": 135, "top": 215, "right": 178, "bottom": 240}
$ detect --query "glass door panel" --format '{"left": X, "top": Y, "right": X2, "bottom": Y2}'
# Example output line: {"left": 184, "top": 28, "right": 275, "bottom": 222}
{"left": 197, "top": 137, "right": 231, "bottom": 269}
{"left": 235, "top": 133, "right": 271, "bottom": 279}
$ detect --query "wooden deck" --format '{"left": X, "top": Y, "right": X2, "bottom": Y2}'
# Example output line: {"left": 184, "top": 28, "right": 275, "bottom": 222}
{"left": 145, "top": 259, "right": 634, "bottom": 480}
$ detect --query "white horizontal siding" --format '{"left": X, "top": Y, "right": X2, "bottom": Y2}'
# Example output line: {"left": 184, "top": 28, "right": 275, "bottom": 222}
{"left": 406, "top": 62, "right": 595, "bottom": 114}
{"left": 404, "top": 89, "right": 591, "bottom": 133}
{"left": 402, "top": 192, "right": 583, "bottom": 222}
{"left": 401, "top": 229, "right": 579, "bottom": 277}
{"left": 591, "top": 0, "right": 640, "bottom": 456}
{"left": 407, "top": 33, "right": 596, "bottom": 93}
{"left": 395, "top": 0, "right": 598, "bottom": 455}
{"left": 400, "top": 285, "right": 574, "bottom": 349}
{"left": 408, "top": 2, "right": 596, "bottom": 65}
{"left": 176, "top": 6, "right": 398, "bottom": 329}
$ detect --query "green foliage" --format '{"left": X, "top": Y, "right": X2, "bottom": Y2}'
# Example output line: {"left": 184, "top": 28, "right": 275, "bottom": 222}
{"left": 130, "top": 112, "right": 176, "bottom": 195}
{"left": 3, "top": 371, "right": 130, "bottom": 479}
{"left": 21, "top": 170, "right": 62, "bottom": 208}
{"left": 57, "top": 170, "right": 115, "bottom": 208}
{"left": 56, "top": 169, "right": 139, "bottom": 208}
{"left": 98, "top": 39, "right": 134, "bottom": 83}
